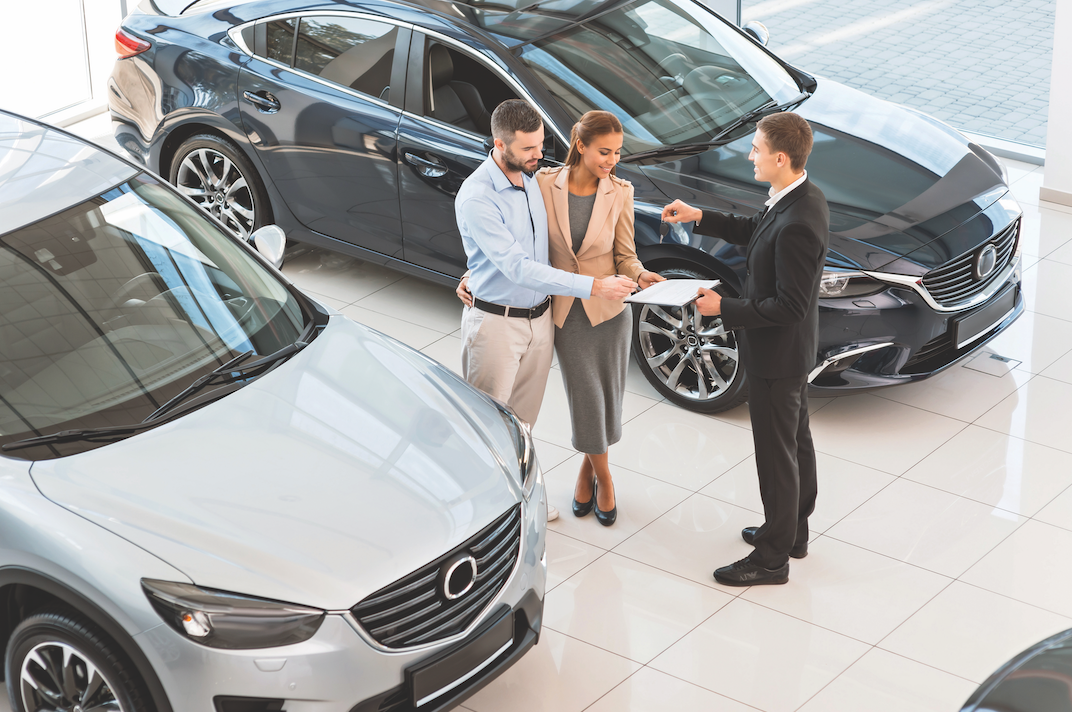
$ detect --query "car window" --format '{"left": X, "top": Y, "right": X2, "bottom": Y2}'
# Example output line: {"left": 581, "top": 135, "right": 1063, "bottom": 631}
{"left": 423, "top": 42, "right": 517, "bottom": 135}
{"left": 265, "top": 17, "right": 297, "bottom": 65}
{"left": 515, "top": 0, "right": 799, "bottom": 153}
{"left": 0, "top": 173, "right": 308, "bottom": 460}
{"left": 295, "top": 16, "right": 398, "bottom": 101}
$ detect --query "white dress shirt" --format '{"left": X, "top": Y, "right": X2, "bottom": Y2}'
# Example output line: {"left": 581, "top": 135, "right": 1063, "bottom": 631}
{"left": 765, "top": 170, "right": 808, "bottom": 211}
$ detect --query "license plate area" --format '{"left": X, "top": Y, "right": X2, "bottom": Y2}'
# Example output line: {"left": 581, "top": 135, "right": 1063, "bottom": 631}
{"left": 406, "top": 607, "right": 514, "bottom": 707}
{"left": 953, "top": 285, "right": 1017, "bottom": 349}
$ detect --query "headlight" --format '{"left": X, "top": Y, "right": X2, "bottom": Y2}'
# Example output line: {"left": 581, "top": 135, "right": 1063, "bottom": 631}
{"left": 142, "top": 579, "right": 325, "bottom": 649}
{"left": 818, "top": 270, "right": 885, "bottom": 298}
{"left": 496, "top": 405, "right": 539, "bottom": 500}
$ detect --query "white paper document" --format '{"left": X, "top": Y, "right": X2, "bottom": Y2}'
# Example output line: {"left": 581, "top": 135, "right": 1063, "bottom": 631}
{"left": 624, "top": 279, "right": 720, "bottom": 306}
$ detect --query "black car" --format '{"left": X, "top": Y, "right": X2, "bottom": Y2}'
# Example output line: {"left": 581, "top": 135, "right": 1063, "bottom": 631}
{"left": 109, "top": 0, "right": 1024, "bottom": 414}
{"left": 962, "top": 627, "right": 1072, "bottom": 712}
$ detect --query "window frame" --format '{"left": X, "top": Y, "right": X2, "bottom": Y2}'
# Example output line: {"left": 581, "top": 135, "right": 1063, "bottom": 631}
{"left": 230, "top": 12, "right": 413, "bottom": 111}
{"left": 403, "top": 27, "right": 566, "bottom": 151}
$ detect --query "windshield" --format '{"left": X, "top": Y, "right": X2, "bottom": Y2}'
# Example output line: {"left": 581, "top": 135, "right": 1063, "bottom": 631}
{"left": 515, "top": 0, "right": 799, "bottom": 153}
{"left": 0, "top": 173, "right": 308, "bottom": 459}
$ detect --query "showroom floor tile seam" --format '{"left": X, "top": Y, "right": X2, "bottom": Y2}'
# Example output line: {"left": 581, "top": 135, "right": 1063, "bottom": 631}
{"left": 579, "top": 664, "right": 766, "bottom": 712}
{"left": 866, "top": 369, "right": 1039, "bottom": 425}
{"left": 792, "top": 644, "right": 978, "bottom": 712}
{"left": 545, "top": 485, "right": 979, "bottom": 653}
{"left": 349, "top": 289, "right": 461, "bottom": 335}
{"left": 899, "top": 438, "right": 1072, "bottom": 520}
{"left": 808, "top": 416, "right": 971, "bottom": 479}
{"left": 968, "top": 373, "right": 1072, "bottom": 456}
{"left": 819, "top": 512, "right": 1029, "bottom": 582}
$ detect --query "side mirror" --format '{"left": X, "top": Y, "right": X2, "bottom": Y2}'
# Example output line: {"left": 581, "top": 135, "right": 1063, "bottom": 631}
{"left": 742, "top": 21, "right": 769, "bottom": 46}
{"left": 248, "top": 225, "right": 286, "bottom": 268}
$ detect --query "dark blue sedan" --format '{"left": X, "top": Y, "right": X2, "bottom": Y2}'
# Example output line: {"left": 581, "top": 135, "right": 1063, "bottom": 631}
{"left": 109, "top": 0, "right": 1024, "bottom": 413}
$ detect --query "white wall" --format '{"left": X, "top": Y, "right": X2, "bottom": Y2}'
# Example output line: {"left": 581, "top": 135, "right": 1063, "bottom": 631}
{"left": 1041, "top": 0, "right": 1072, "bottom": 206}
{"left": 0, "top": 0, "right": 127, "bottom": 124}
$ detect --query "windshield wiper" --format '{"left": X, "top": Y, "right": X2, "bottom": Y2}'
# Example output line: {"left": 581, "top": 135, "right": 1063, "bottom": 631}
{"left": 143, "top": 340, "right": 308, "bottom": 423}
{"left": 1, "top": 422, "right": 161, "bottom": 452}
{"left": 621, "top": 91, "right": 811, "bottom": 165}
{"left": 1, "top": 342, "right": 309, "bottom": 453}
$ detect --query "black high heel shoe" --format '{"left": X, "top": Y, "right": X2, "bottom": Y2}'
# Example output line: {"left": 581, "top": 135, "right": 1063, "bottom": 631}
{"left": 572, "top": 476, "right": 595, "bottom": 517}
{"left": 594, "top": 480, "right": 617, "bottom": 526}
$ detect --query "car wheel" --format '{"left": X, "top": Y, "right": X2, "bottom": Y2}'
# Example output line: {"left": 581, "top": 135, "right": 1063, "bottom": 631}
{"left": 5, "top": 608, "right": 150, "bottom": 712}
{"left": 632, "top": 265, "right": 749, "bottom": 413}
{"left": 170, "top": 133, "right": 269, "bottom": 240}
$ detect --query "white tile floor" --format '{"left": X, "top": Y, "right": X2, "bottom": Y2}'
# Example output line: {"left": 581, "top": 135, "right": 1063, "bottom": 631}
{"left": 274, "top": 160, "right": 1072, "bottom": 712}
{"left": 16, "top": 118, "right": 1068, "bottom": 711}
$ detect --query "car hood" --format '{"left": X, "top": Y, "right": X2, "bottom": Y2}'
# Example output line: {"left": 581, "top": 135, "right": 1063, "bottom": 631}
{"left": 639, "top": 79, "right": 1011, "bottom": 271}
{"left": 29, "top": 316, "right": 522, "bottom": 610}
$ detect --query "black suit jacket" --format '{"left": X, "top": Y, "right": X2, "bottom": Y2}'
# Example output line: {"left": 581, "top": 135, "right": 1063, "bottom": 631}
{"left": 695, "top": 179, "right": 830, "bottom": 379}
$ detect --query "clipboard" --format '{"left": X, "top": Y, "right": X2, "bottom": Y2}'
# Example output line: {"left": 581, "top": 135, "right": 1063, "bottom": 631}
{"left": 624, "top": 279, "right": 720, "bottom": 307}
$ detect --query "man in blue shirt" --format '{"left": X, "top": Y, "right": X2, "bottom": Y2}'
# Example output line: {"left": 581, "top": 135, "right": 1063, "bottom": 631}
{"left": 456, "top": 101, "right": 634, "bottom": 501}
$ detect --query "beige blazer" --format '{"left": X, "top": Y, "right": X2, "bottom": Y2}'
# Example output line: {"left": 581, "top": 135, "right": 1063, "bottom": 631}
{"left": 537, "top": 166, "right": 646, "bottom": 328}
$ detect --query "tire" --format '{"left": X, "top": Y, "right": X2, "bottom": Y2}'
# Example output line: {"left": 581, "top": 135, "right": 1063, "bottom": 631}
{"left": 631, "top": 265, "right": 749, "bottom": 413}
{"left": 5, "top": 608, "right": 151, "bottom": 712}
{"left": 169, "top": 133, "right": 270, "bottom": 240}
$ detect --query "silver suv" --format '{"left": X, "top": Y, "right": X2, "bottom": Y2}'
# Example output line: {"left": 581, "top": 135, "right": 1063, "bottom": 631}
{"left": 0, "top": 111, "right": 548, "bottom": 712}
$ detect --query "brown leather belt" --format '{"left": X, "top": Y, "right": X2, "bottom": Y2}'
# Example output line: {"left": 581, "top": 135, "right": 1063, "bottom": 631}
{"left": 473, "top": 296, "right": 551, "bottom": 319}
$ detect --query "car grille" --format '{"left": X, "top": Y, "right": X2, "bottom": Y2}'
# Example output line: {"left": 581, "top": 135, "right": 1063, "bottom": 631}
{"left": 921, "top": 218, "right": 1019, "bottom": 308}
{"left": 351, "top": 504, "right": 522, "bottom": 649}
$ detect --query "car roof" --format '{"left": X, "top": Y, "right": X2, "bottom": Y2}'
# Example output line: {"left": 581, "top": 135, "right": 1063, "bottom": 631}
{"left": 0, "top": 111, "right": 138, "bottom": 236}
{"left": 226, "top": 0, "right": 614, "bottom": 50}
{"left": 398, "top": 0, "right": 616, "bottom": 47}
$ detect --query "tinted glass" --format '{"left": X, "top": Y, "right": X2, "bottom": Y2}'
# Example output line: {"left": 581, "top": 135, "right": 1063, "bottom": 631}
{"left": 295, "top": 16, "right": 397, "bottom": 100}
{"left": 0, "top": 174, "right": 307, "bottom": 459}
{"left": 516, "top": 0, "right": 798, "bottom": 153}
{"left": 265, "top": 17, "right": 297, "bottom": 65}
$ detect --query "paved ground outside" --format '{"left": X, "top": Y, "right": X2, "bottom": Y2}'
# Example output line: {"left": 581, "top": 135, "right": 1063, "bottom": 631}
{"left": 741, "top": 0, "right": 1054, "bottom": 146}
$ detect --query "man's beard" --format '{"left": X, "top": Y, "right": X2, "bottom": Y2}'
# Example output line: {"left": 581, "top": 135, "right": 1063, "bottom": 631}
{"left": 502, "top": 146, "right": 537, "bottom": 174}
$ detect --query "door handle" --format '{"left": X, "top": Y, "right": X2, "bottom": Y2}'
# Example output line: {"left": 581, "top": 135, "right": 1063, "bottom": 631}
{"left": 404, "top": 152, "right": 448, "bottom": 178}
{"left": 243, "top": 90, "right": 280, "bottom": 113}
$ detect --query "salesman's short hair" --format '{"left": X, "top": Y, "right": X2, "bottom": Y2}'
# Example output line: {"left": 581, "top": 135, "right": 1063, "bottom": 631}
{"left": 756, "top": 112, "right": 813, "bottom": 172}
{"left": 491, "top": 100, "right": 543, "bottom": 144}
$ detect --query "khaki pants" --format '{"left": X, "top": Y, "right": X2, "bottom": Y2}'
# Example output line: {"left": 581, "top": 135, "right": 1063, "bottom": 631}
{"left": 460, "top": 306, "right": 554, "bottom": 426}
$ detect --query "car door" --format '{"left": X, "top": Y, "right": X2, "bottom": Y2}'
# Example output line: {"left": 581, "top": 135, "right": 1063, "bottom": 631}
{"left": 396, "top": 34, "right": 537, "bottom": 277}
{"left": 236, "top": 13, "right": 410, "bottom": 258}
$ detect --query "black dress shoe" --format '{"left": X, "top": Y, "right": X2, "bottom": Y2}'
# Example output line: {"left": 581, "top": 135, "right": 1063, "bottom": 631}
{"left": 741, "top": 526, "right": 808, "bottom": 559}
{"left": 713, "top": 557, "right": 789, "bottom": 586}
{"left": 593, "top": 481, "right": 616, "bottom": 526}
{"left": 572, "top": 478, "right": 595, "bottom": 517}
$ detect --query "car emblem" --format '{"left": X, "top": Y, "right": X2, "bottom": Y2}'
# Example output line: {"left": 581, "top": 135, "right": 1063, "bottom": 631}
{"left": 440, "top": 554, "right": 478, "bottom": 600}
{"left": 973, "top": 244, "right": 998, "bottom": 281}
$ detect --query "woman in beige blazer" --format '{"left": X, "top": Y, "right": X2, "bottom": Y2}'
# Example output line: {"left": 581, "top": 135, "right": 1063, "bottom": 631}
{"left": 537, "top": 111, "right": 664, "bottom": 525}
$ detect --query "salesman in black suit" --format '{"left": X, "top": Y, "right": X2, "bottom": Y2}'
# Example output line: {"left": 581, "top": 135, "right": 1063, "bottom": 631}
{"left": 661, "top": 112, "right": 829, "bottom": 586}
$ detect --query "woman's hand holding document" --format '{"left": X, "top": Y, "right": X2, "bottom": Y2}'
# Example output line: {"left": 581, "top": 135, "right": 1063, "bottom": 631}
{"left": 624, "top": 279, "right": 720, "bottom": 306}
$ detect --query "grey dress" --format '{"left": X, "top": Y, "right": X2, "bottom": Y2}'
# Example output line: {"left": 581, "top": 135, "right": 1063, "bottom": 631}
{"left": 555, "top": 191, "right": 632, "bottom": 454}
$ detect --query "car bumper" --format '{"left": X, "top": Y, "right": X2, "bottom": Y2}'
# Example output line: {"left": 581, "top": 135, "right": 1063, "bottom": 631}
{"left": 134, "top": 482, "right": 549, "bottom": 712}
{"left": 809, "top": 258, "right": 1024, "bottom": 391}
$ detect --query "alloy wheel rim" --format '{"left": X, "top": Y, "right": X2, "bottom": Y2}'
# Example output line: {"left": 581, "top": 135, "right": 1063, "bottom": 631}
{"left": 20, "top": 641, "right": 127, "bottom": 712}
{"left": 176, "top": 148, "right": 256, "bottom": 239}
{"left": 638, "top": 301, "right": 739, "bottom": 402}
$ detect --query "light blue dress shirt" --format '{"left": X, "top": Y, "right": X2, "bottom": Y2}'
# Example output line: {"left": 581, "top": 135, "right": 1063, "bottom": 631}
{"left": 456, "top": 156, "right": 594, "bottom": 308}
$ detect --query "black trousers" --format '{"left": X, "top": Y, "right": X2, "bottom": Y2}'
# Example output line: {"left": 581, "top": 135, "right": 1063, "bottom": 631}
{"left": 746, "top": 372, "right": 817, "bottom": 568}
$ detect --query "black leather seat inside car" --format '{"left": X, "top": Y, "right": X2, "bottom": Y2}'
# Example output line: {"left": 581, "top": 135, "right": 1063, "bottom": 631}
{"left": 429, "top": 44, "right": 492, "bottom": 135}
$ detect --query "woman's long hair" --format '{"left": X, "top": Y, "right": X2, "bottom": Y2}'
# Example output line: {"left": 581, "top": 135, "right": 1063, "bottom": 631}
{"left": 564, "top": 111, "right": 624, "bottom": 177}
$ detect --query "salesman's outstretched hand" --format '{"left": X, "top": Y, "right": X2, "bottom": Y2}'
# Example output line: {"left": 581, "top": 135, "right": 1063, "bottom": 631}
{"left": 695, "top": 287, "right": 722, "bottom": 316}
{"left": 592, "top": 275, "right": 638, "bottom": 301}
{"left": 661, "top": 199, "right": 703, "bottom": 224}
